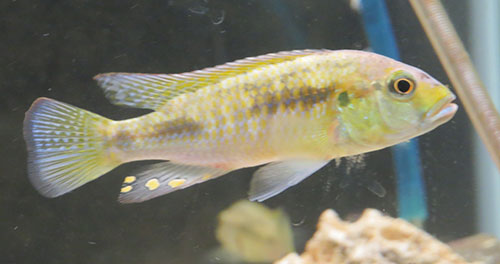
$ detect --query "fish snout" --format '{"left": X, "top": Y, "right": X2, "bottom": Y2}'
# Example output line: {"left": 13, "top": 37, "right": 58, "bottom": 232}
{"left": 425, "top": 93, "right": 458, "bottom": 124}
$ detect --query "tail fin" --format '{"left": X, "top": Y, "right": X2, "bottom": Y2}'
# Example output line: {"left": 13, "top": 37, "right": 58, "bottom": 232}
{"left": 23, "top": 98, "right": 120, "bottom": 198}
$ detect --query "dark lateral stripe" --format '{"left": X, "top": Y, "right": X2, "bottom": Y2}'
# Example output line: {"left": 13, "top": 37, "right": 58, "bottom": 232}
{"left": 113, "top": 117, "right": 201, "bottom": 146}
{"left": 250, "top": 86, "right": 332, "bottom": 116}
{"left": 154, "top": 118, "right": 201, "bottom": 136}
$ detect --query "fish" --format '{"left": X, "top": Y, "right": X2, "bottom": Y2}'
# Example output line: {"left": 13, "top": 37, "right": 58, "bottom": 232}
{"left": 23, "top": 49, "right": 458, "bottom": 203}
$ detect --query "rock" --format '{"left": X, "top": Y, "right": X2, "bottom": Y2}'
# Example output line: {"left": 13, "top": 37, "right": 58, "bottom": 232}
{"left": 276, "top": 209, "right": 474, "bottom": 264}
{"left": 449, "top": 234, "right": 500, "bottom": 263}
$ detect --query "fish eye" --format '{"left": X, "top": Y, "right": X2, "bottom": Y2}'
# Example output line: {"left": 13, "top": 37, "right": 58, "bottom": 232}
{"left": 389, "top": 76, "right": 416, "bottom": 97}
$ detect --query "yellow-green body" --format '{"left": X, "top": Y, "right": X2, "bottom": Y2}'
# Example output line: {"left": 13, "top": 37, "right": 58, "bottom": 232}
{"left": 24, "top": 49, "right": 457, "bottom": 203}
{"left": 113, "top": 52, "right": 344, "bottom": 167}
{"left": 110, "top": 51, "right": 397, "bottom": 167}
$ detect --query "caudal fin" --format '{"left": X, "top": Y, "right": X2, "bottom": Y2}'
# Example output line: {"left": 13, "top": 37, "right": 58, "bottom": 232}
{"left": 23, "top": 98, "right": 120, "bottom": 197}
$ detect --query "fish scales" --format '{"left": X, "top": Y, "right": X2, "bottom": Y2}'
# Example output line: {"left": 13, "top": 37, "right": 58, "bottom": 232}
{"left": 23, "top": 49, "right": 457, "bottom": 202}
{"left": 111, "top": 54, "right": 354, "bottom": 167}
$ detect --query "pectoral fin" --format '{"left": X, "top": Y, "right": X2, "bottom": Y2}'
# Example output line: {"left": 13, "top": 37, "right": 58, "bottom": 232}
{"left": 248, "top": 160, "right": 330, "bottom": 202}
{"left": 119, "top": 162, "right": 229, "bottom": 203}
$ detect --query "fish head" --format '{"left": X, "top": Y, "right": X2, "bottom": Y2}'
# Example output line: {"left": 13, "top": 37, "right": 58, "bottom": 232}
{"left": 372, "top": 63, "right": 458, "bottom": 144}
{"left": 336, "top": 54, "right": 457, "bottom": 151}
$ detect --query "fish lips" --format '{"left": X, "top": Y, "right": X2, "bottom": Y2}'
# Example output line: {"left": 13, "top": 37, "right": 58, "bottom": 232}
{"left": 425, "top": 94, "right": 458, "bottom": 125}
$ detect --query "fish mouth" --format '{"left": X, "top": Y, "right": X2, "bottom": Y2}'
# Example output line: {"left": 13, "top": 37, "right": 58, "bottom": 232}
{"left": 425, "top": 94, "right": 458, "bottom": 124}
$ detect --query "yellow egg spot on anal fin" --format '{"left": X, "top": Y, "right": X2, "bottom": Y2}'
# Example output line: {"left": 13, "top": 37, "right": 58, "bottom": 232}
{"left": 168, "top": 179, "right": 186, "bottom": 188}
{"left": 124, "top": 176, "right": 136, "bottom": 184}
{"left": 145, "top": 179, "right": 160, "bottom": 191}
{"left": 121, "top": 185, "right": 133, "bottom": 193}
{"left": 202, "top": 173, "right": 212, "bottom": 180}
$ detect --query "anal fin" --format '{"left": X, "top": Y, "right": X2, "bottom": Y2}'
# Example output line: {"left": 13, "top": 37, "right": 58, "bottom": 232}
{"left": 248, "top": 160, "right": 330, "bottom": 202}
{"left": 119, "top": 162, "right": 229, "bottom": 203}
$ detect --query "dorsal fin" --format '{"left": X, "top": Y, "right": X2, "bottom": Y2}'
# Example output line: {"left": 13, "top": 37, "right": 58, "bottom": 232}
{"left": 94, "top": 49, "right": 330, "bottom": 110}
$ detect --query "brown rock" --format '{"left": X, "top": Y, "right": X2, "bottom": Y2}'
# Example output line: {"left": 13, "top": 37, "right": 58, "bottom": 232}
{"left": 449, "top": 234, "right": 500, "bottom": 263}
{"left": 276, "top": 209, "right": 474, "bottom": 264}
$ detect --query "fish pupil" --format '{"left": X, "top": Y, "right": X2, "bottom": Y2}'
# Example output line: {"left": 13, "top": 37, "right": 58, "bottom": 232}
{"left": 396, "top": 79, "right": 411, "bottom": 94}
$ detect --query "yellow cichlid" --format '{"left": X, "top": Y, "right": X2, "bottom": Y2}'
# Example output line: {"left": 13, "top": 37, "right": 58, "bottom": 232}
{"left": 23, "top": 49, "right": 457, "bottom": 203}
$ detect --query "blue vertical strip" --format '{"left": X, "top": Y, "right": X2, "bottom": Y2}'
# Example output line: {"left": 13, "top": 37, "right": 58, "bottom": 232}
{"left": 359, "top": 0, "right": 428, "bottom": 223}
